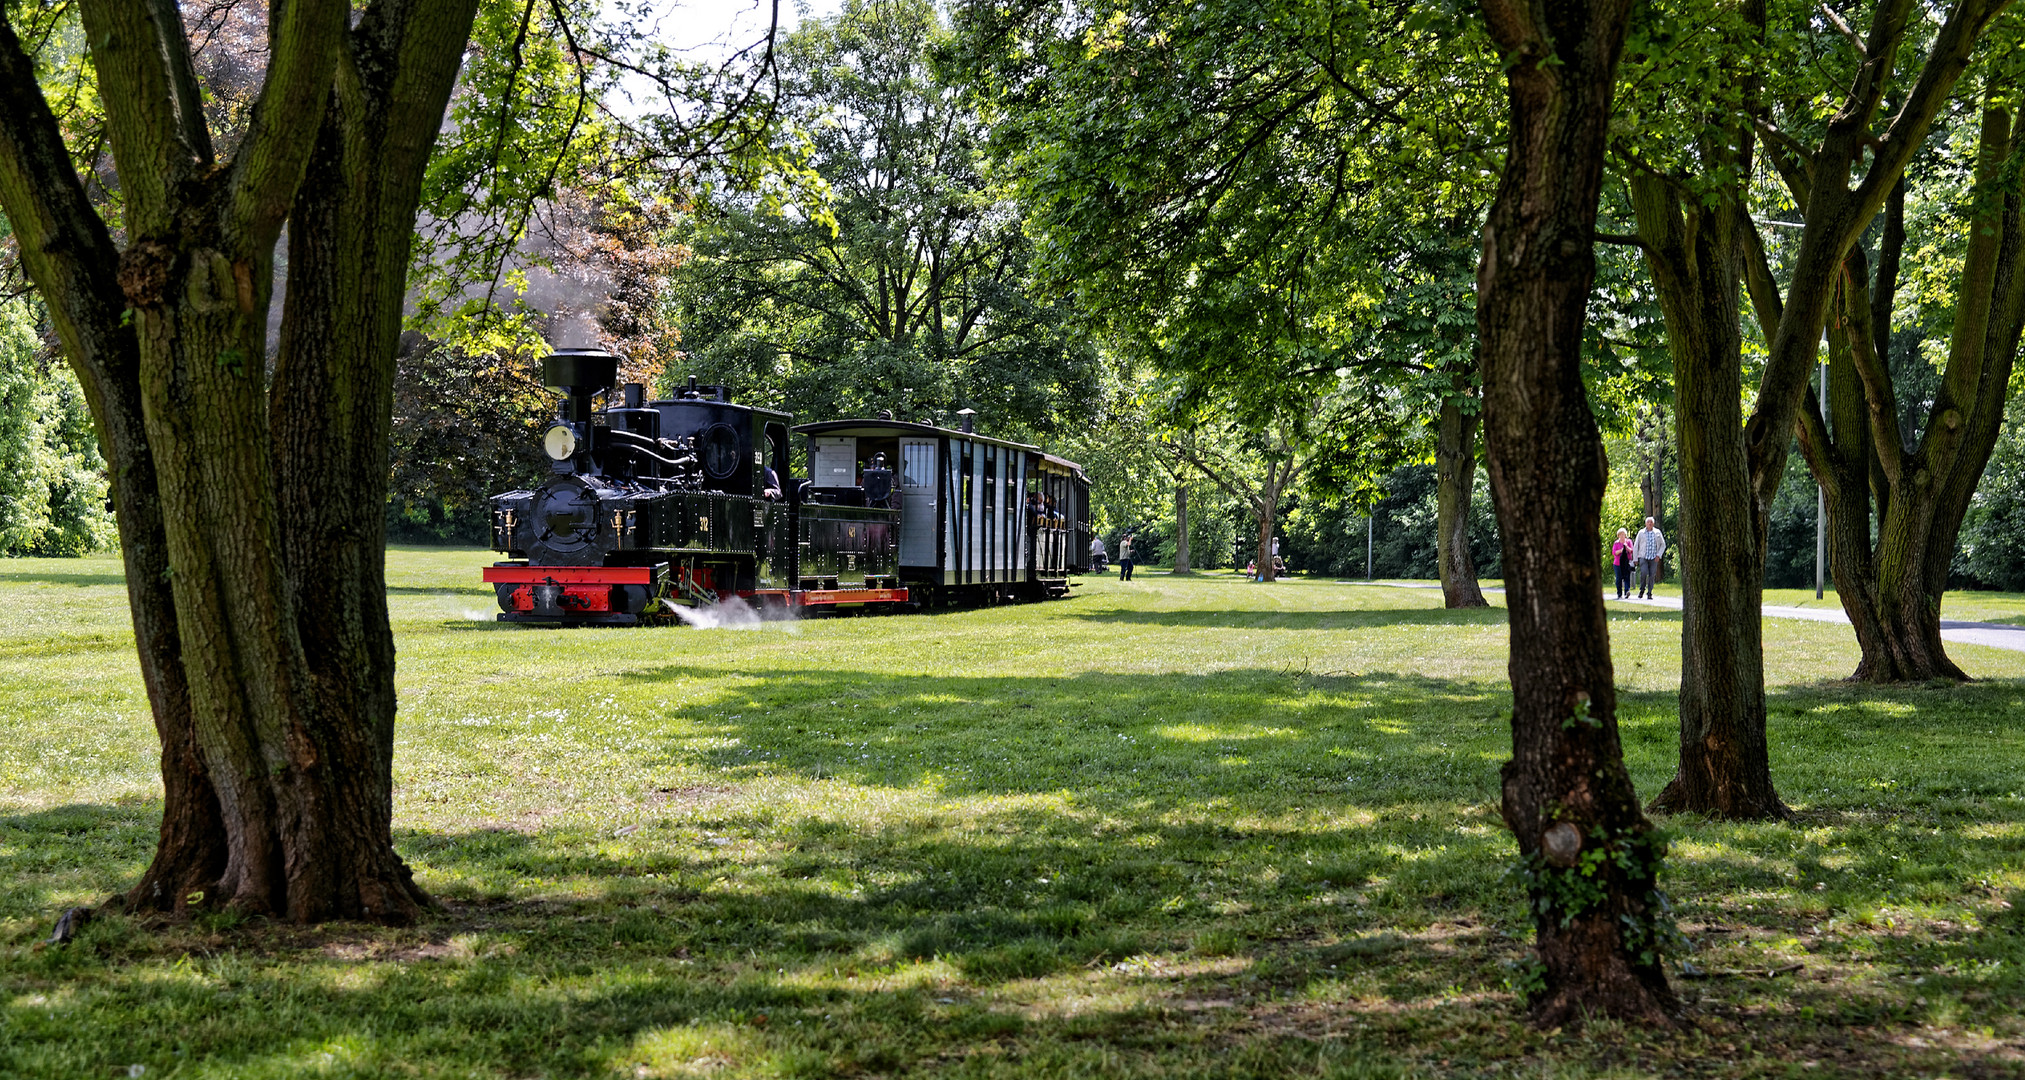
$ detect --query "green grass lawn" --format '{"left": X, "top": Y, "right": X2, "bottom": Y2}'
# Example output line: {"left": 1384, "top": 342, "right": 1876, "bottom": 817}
{"left": 4, "top": 550, "right": 2024, "bottom": 1078}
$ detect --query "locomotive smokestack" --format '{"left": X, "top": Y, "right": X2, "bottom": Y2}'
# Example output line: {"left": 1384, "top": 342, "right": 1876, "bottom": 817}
{"left": 542, "top": 349, "right": 621, "bottom": 424}
{"left": 622, "top": 383, "right": 644, "bottom": 409}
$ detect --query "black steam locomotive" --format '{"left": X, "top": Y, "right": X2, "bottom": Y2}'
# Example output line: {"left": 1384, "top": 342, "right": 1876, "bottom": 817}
{"left": 484, "top": 349, "right": 1092, "bottom": 623}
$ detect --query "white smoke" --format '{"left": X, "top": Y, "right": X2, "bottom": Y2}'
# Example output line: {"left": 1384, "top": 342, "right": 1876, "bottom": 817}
{"left": 669, "top": 598, "right": 771, "bottom": 629}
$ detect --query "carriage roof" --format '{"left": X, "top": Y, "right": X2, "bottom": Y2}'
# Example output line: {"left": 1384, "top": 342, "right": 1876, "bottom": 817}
{"left": 791, "top": 418, "right": 1087, "bottom": 477}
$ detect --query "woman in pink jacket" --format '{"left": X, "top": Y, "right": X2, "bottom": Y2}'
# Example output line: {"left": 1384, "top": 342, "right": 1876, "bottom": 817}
{"left": 1610, "top": 528, "right": 1634, "bottom": 600}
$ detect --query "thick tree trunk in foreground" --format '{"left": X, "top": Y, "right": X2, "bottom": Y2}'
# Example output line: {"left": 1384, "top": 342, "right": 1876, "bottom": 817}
{"left": 1, "top": 0, "right": 476, "bottom": 922}
{"left": 1630, "top": 178, "right": 1788, "bottom": 820}
{"left": 1172, "top": 485, "right": 1191, "bottom": 573}
{"left": 259, "top": 0, "right": 479, "bottom": 917}
{"left": 1435, "top": 394, "right": 1487, "bottom": 608}
{"left": 0, "top": 15, "right": 229, "bottom": 915}
{"left": 1475, "top": 0, "right": 1676, "bottom": 1027}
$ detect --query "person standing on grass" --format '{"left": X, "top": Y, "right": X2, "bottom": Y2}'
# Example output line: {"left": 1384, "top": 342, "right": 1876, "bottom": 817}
{"left": 1634, "top": 516, "right": 1666, "bottom": 599}
{"left": 1119, "top": 534, "right": 1136, "bottom": 581}
{"left": 1610, "top": 527, "right": 1634, "bottom": 600}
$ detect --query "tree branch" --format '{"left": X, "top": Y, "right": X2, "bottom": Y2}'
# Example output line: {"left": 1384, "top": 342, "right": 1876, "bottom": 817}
{"left": 226, "top": 0, "right": 350, "bottom": 248}
{"left": 1737, "top": 205, "right": 1784, "bottom": 342}
{"left": 0, "top": 12, "right": 132, "bottom": 377}
{"left": 75, "top": 0, "right": 204, "bottom": 232}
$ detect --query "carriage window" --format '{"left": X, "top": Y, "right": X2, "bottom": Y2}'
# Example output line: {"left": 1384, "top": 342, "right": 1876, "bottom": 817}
{"left": 901, "top": 441, "right": 934, "bottom": 488}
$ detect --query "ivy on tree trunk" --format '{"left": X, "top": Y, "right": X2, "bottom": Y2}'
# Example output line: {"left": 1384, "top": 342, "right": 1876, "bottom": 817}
{"left": 1474, "top": 0, "right": 1677, "bottom": 1027}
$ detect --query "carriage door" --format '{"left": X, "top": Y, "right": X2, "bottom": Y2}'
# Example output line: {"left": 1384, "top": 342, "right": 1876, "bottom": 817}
{"left": 898, "top": 438, "right": 937, "bottom": 567}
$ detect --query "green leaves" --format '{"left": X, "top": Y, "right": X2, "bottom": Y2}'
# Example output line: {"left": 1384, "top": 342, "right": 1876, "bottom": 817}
{"left": 666, "top": 0, "right": 1098, "bottom": 432}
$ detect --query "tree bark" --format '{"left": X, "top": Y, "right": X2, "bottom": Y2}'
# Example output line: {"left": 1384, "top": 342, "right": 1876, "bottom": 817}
{"left": 1172, "top": 484, "right": 1191, "bottom": 573}
{"left": 1475, "top": 0, "right": 1676, "bottom": 1028}
{"left": 256, "top": 0, "right": 478, "bottom": 920}
{"left": 1, "top": 0, "right": 475, "bottom": 922}
{"left": 1798, "top": 99, "right": 2025, "bottom": 683}
{"left": 1435, "top": 394, "right": 1487, "bottom": 607}
{"left": 0, "top": 19, "right": 227, "bottom": 913}
{"left": 1629, "top": 178, "right": 1789, "bottom": 821}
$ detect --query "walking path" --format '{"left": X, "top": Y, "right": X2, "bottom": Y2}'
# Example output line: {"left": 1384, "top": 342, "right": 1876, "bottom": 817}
{"left": 1341, "top": 580, "right": 2025, "bottom": 654}
{"left": 1610, "top": 592, "right": 2025, "bottom": 653}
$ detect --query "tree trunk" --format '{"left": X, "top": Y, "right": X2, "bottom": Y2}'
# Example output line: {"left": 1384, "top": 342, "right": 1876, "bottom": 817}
{"left": 0, "top": 14, "right": 230, "bottom": 915}
{"left": 1800, "top": 100, "right": 2025, "bottom": 683}
{"left": 1255, "top": 504, "right": 1277, "bottom": 582}
{"left": 106, "top": 368, "right": 229, "bottom": 914}
{"left": 1173, "top": 484, "right": 1191, "bottom": 573}
{"left": 1436, "top": 394, "right": 1487, "bottom": 607}
{"left": 1, "top": 0, "right": 474, "bottom": 922}
{"left": 1630, "top": 177, "right": 1788, "bottom": 821}
{"left": 254, "top": 0, "right": 477, "bottom": 919}
{"left": 1475, "top": 0, "right": 1676, "bottom": 1028}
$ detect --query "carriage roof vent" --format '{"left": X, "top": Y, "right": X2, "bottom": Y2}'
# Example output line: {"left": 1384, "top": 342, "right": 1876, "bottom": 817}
{"left": 957, "top": 408, "right": 976, "bottom": 434}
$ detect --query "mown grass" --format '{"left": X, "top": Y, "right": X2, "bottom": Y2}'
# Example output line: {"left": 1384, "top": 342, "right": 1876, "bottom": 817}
{"left": 3, "top": 551, "right": 2024, "bottom": 1078}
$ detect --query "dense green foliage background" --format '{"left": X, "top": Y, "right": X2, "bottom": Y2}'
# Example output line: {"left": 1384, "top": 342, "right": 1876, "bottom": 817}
{"left": 0, "top": 299, "right": 112, "bottom": 557}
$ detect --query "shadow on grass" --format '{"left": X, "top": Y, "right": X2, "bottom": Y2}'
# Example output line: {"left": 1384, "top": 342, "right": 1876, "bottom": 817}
{"left": 8, "top": 671, "right": 2025, "bottom": 1076}
{"left": 617, "top": 665, "right": 1517, "bottom": 814}
{"left": 0, "top": 570, "right": 128, "bottom": 588}
{"left": 1065, "top": 606, "right": 1686, "bottom": 630}
{"left": 1063, "top": 606, "right": 1512, "bottom": 629}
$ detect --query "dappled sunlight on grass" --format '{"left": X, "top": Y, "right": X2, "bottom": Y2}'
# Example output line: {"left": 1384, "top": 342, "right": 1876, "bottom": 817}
{"left": 5, "top": 556, "right": 2025, "bottom": 1076}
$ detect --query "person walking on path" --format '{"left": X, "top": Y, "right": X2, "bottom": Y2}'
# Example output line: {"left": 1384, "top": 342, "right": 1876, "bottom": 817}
{"left": 1610, "top": 528, "right": 1634, "bottom": 600}
{"left": 1633, "top": 517, "right": 1666, "bottom": 599}
{"left": 1118, "top": 534, "right": 1136, "bottom": 581}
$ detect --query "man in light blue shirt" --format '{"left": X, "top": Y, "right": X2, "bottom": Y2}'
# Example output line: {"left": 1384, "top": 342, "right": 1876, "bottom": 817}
{"left": 1634, "top": 517, "right": 1666, "bottom": 599}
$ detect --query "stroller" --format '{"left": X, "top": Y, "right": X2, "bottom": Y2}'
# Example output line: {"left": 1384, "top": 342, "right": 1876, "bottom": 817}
{"left": 1090, "top": 551, "right": 1109, "bottom": 573}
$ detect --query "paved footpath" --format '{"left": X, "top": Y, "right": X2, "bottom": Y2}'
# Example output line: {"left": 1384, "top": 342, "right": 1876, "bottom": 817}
{"left": 1343, "top": 580, "right": 2025, "bottom": 654}
{"left": 1610, "top": 592, "right": 2025, "bottom": 653}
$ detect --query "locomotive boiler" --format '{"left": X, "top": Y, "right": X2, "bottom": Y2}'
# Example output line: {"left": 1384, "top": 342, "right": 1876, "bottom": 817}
{"left": 484, "top": 349, "right": 1092, "bottom": 624}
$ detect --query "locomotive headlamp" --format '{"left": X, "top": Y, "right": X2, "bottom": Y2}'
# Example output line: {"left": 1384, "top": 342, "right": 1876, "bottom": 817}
{"left": 543, "top": 424, "right": 577, "bottom": 461}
